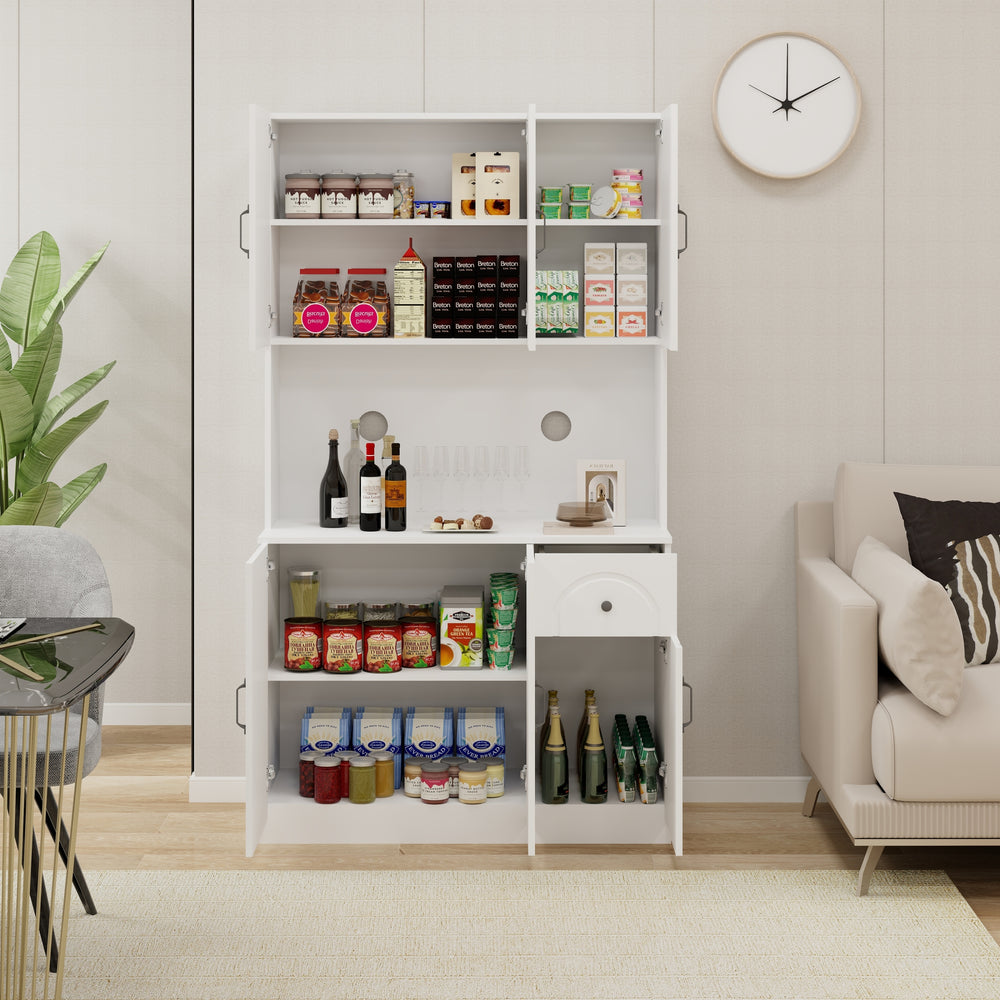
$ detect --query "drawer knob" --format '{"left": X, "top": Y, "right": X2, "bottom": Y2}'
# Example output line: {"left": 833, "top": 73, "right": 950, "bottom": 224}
{"left": 600, "top": 600, "right": 613, "bottom": 613}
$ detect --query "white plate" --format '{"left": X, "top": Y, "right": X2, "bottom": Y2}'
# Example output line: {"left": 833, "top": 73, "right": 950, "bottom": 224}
{"left": 422, "top": 526, "right": 497, "bottom": 534}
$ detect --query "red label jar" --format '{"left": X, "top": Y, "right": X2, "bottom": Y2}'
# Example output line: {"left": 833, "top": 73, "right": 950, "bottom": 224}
{"left": 420, "top": 760, "right": 450, "bottom": 804}
{"left": 401, "top": 616, "right": 437, "bottom": 668}
{"left": 283, "top": 617, "right": 322, "bottom": 671}
{"left": 364, "top": 620, "right": 402, "bottom": 672}
{"left": 313, "top": 756, "right": 342, "bottom": 804}
{"left": 323, "top": 618, "right": 363, "bottom": 673}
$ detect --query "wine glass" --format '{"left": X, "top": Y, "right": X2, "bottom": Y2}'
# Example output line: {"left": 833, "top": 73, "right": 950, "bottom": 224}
{"left": 513, "top": 444, "right": 530, "bottom": 514}
{"left": 411, "top": 445, "right": 430, "bottom": 518}
{"left": 472, "top": 445, "right": 491, "bottom": 512}
{"left": 452, "top": 445, "right": 471, "bottom": 512}
{"left": 431, "top": 445, "right": 449, "bottom": 511}
{"left": 492, "top": 445, "right": 510, "bottom": 514}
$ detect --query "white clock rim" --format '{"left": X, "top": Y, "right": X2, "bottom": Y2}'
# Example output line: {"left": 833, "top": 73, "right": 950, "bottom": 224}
{"left": 712, "top": 31, "right": 862, "bottom": 180}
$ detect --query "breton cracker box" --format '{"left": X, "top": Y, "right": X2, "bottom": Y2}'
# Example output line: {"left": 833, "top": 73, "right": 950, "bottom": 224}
{"left": 404, "top": 706, "right": 454, "bottom": 760}
{"left": 584, "top": 306, "right": 615, "bottom": 337}
{"left": 475, "top": 151, "right": 520, "bottom": 219}
{"left": 616, "top": 306, "right": 648, "bottom": 338}
{"left": 452, "top": 153, "right": 477, "bottom": 217}
{"left": 456, "top": 706, "right": 505, "bottom": 761}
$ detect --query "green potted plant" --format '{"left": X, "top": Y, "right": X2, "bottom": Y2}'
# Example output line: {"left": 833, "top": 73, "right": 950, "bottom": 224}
{"left": 0, "top": 231, "right": 114, "bottom": 525}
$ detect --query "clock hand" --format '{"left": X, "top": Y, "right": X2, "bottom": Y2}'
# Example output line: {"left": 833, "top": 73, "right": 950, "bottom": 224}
{"left": 748, "top": 83, "right": 784, "bottom": 105}
{"left": 789, "top": 76, "right": 840, "bottom": 104}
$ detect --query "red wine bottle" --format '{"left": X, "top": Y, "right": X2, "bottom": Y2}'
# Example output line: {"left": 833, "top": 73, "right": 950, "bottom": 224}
{"left": 319, "top": 429, "right": 348, "bottom": 528}
{"left": 384, "top": 442, "right": 406, "bottom": 531}
{"left": 359, "top": 442, "right": 381, "bottom": 532}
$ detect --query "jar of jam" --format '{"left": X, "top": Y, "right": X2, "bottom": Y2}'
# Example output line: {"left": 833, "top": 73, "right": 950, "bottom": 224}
{"left": 283, "top": 617, "right": 322, "bottom": 671}
{"left": 458, "top": 760, "right": 488, "bottom": 804}
{"left": 323, "top": 618, "right": 363, "bottom": 673}
{"left": 335, "top": 750, "right": 360, "bottom": 798}
{"left": 372, "top": 751, "right": 395, "bottom": 797}
{"left": 314, "top": 756, "right": 342, "bottom": 804}
{"left": 363, "top": 620, "right": 402, "bottom": 672}
{"left": 349, "top": 757, "right": 377, "bottom": 804}
{"left": 420, "top": 760, "right": 450, "bottom": 804}
{"left": 299, "top": 750, "right": 323, "bottom": 798}
{"left": 284, "top": 172, "right": 321, "bottom": 219}
{"left": 321, "top": 172, "right": 358, "bottom": 218}
{"left": 401, "top": 616, "right": 438, "bottom": 669}
{"left": 357, "top": 172, "right": 394, "bottom": 218}
{"left": 403, "top": 756, "right": 423, "bottom": 798}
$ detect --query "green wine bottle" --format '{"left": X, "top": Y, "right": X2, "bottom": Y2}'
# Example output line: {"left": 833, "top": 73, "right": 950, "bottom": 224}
{"left": 538, "top": 689, "right": 558, "bottom": 775}
{"left": 540, "top": 707, "right": 569, "bottom": 804}
{"left": 581, "top": 708, "right": 608, "bottom": 804}
{"left": 575, "top": 688, "right": 596, "bottom": 790}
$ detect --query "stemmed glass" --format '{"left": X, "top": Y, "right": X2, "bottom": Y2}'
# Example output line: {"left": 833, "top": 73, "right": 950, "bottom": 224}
{"left": 513, "top": 445, "right": 530, "bottom": 514}
{"left": 452, "top": 445, "right": 471, "bottom": 511}
{"left": 411, "top": 445, "right": 430, "bottom": 518}
{"left": 472, "top": 445, "right": 491, "bottom": 512}
{"left": 431, "top": 445, "right": 449, "bottom": 511}
{"left": 492, "top": 445, "right": 510, "bottom": 514}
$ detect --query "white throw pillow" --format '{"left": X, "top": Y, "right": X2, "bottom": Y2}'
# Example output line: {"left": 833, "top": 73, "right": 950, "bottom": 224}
{"left": 851, "top": 535, "right": 965, "bottom": 716}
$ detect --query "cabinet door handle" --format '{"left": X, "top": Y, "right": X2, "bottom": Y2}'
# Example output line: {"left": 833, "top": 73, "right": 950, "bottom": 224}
{"left": 677, "top": 206, "right": 688, "bottom": 257}
{"left": 600, "top": 600, "right": 613, "bottom": 613}
{"left": 235, "top": 679, "right": 246, "bottom": 733}
{"left": 239, "top": 206, "right": 250, "bottom": 258}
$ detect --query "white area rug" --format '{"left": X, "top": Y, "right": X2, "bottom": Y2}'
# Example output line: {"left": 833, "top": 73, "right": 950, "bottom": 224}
{"left": 53, "top": 869, "right": 1000, "bottom": 1000}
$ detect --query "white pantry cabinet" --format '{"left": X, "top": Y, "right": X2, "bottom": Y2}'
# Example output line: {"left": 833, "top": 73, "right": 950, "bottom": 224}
{"left": 244, "top": 105, "right": 684, "bottom": 857}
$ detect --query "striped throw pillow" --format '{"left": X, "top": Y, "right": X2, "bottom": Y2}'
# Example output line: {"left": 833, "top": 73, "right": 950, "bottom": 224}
{"left": 947, "top": 533, "right": 1000, "bottom": 665}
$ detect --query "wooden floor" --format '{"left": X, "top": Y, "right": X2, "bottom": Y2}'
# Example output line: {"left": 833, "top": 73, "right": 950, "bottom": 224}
{"left": 77, "top": 726, "right": 1000, "bottom": 944}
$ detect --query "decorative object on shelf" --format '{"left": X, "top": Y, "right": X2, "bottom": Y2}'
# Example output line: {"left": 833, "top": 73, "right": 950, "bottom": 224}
{"left": 0, "top": 231, "right": 114, "bottom": 526}
{"left": 713, "top": 32, "right": 861, "bottom": 179}
{"left": 577, "top": 459, "right": 627, "bottom": 526}
{"left": 554, "top": 501, "right": 611, "bottom": 527}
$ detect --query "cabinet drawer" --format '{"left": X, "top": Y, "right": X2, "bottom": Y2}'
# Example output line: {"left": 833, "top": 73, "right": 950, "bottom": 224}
{"left": 529, "top": 552, "right": 676, "bottom": 637}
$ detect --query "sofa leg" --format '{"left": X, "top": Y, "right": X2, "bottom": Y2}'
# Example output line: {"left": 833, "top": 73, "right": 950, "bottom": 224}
{"left": 802, "top": 776, "right": 822, "bottom": 817}
{"left": 857, "top": 845, "right": 885, "bottom": 896}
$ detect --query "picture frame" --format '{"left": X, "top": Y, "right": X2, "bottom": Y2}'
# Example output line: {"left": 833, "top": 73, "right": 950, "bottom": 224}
{"left": 577, "top": 459, "right": 627, "bottom": 526}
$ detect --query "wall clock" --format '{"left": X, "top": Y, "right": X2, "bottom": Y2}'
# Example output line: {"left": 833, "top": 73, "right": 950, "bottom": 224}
{"left": 713, "top": 32, "right": 861, "bottom": 179}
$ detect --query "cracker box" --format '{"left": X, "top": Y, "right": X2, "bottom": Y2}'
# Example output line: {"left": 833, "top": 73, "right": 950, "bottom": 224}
{"left": 475, "top": 151, "right": 520, "bottom": 219}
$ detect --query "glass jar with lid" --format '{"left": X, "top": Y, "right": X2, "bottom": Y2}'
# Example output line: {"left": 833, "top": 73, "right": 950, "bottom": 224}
{"left": 420, "top": 760, "right": 450, "bottom": 804}
{"left": 357, "top": 173, "right": 394, "bottom": 218}
{"left": 372, "top": 751, "right": 395, "bottom": 797}
{"left": 284, "top": 173, "right": 321, "bottom": 219}
{"left": 393, "top": 170, "right": 414, "bottom": 219}
{"left": 314, "top": 756, "right": 342, "bottom": 804}
{"left": 348, "top": 757, "right": 377, "bottom": 804}
{"left": 458, "top": 760, "right": 488, "bottom": 804}
{"left": 321, "top": 172, "right": 359, "bottom": 218}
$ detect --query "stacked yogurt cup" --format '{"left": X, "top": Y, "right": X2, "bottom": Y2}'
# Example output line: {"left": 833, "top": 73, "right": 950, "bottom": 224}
{"left": 611, "top": 168, "right": 643, "bottom": 218}
{"left": 486, "top": 572, "right": 519, "bottom": 669}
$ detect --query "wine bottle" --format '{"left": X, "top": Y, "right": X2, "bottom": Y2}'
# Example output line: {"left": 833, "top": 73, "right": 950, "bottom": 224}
{"left": 539, "top": 689, "right": 558, "bottom": 774}
{"left": 359, "top": 442, "right": 381, "bottom": 532}
{"left": 540, "top": 706, "right": 569, "bottom": 804}
{"left": 581, "top": 708, "right": 608, "bottom": 804}
{"left": 344, "top": 418, "right": 363, "bottom": 525}
{"left": 384, "top": 442, "right": 407, "bottom": 532}
{"left": 380, "top": 434, "right": 395, "bottom": 497}
{"left": 319, "top": 429, "right": 348, "bottom": 528}
{"left": 575, "top": 688, "right": 596, "bottom": 781}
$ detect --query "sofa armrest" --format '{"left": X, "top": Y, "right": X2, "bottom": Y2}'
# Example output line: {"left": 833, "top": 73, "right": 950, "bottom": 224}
{"left": 797, "top": 552, "right": 879, "bottom": 795}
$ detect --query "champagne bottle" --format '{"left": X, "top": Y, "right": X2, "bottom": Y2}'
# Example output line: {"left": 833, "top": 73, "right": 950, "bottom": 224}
{"left": 539, "top": 690, "right": 558, "bottom": 773}
{"left": 384, "top": 442, "right": 407, "bottom": 532}
{"left": 359, "top": 442, "right": 381, "bottom": 532}
{"left": 319, "top": 429, "right": 348, "bottom": 528}
{"left": 581, "top": 708, "right": 608, "bottom": 804}
{"left": 344, "top": 418, "right": 363, "bottom": 525}
{"left": 540, "top": 706, "right": 569, "bottom": 804}
{"left": 575, "top": 688, "right": 596, "bottom": 780}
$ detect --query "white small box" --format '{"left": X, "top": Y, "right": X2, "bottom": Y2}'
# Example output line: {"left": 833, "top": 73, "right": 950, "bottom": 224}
{"left": 616, "top": 273, "right": 647, "bottom": 306}
{"left": 584, "top": 242, "right": 616, "bottom": 274}
{"left": 584, "top": 307, "right": 615, "bottom": 337}
{"left": 616, "top": 242, "right": 648, "bottom": 274}
{"left": 583, "top": 274, "right": 615, "bottom": 307}
{"left": 452, "top": 153, "right": 477, "bottom": 217}
{"left": 476, "top": 151, "right": 520, "bottom": 219}
{"left": 616, "top": 306, "right": 648, "bottom": 338}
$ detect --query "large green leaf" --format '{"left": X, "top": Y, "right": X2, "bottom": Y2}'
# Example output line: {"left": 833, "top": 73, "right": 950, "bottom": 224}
{"left": 55, "top": 463, "right": 107, "bottom": 526}
{"left": 0, "top": 232, "right": 60, "bottom": 347}
{"left": 0, "top": 330, "right": 10, "bottom": 371}
{"left": 0, "top": 481, "right": 62, "bottom": 525}
{"left": 0, "top": 369, "right": 35, "bottom": 465}
{"left": 32, "top": 360, "right": 115, "bottom": 445}
{"left": 15, "top": 399, "right": 108, "bottom": 495}
{"left": 37, "top": 241, "right": 109, "bottom": 339}
{"left": 11, "top": 322, "right": 62, "bottom": 427}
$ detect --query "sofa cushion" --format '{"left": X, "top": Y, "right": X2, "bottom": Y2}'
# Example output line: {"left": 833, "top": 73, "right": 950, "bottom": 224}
{"left": 851, "top": 535, "right": 965, "bottom": 715}
{"left": 895, "top": 493, "right": 1000, "bottom": 665}
{"left": 872, "top": 667, "right": 1000, "bottom": 801}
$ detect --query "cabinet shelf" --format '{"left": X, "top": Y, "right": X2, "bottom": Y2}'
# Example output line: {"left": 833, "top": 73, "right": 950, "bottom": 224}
{"left": 268, "top": 662, "right": 527, "bottom": 683}
{"left": 272, "top": 217, "right": 527, "bottom": 228}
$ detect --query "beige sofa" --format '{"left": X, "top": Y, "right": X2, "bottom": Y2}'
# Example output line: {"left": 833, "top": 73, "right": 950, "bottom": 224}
{"left": 795, "top": 462, "right": 1000, "bottom": 893}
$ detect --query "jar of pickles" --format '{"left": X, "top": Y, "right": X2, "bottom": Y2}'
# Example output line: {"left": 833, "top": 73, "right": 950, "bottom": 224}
{"left": 349, "top": 757, "right": 377, "bottom": 804}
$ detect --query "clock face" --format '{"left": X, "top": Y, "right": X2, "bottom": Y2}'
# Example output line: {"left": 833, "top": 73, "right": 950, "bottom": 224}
{"left": 713, "top": 33, "right": 861, "bottom": 179}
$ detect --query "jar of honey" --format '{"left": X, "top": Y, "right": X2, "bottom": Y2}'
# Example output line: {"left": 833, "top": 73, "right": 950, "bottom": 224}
{"left": 372, "top": 751, "right": 395, "bottom": 797}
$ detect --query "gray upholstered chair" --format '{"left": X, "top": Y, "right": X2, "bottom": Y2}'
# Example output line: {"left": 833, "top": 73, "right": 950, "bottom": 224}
{"left": 0, "top": 525, "right": 112, "bottom": 964}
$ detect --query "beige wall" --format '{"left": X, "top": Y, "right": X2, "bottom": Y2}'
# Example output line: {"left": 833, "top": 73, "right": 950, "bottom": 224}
{"left": 8, "top": 0, "right": 993, "bottom": 792}
{"left": 5, "top": 1, "right": 191, "bottom": 722}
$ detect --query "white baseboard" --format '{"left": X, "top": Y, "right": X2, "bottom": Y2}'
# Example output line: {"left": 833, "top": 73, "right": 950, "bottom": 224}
{"left": 684, "top": 775, "right": 812, "bottom": 803}
{"left": 103, "top": 702, "right": 190, "bottom": 726}
{"left": 184, "top": 774, "right": 813, "bottom": 806}
{"left": 188, "top": 774, "right": 246, "bottom": 804}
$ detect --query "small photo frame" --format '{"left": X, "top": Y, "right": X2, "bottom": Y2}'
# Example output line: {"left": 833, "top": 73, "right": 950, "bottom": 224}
{"left": 577, "top": 459, "right": 627, "bottom": 526}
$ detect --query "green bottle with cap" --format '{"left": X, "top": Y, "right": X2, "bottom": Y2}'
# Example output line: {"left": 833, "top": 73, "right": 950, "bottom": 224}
{"left": 540, "top": 705, "right": 569, "bottom": 804}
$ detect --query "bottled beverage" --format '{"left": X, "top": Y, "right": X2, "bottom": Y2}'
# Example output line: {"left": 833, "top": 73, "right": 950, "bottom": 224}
{"left": 575, "top": 688, "right": 596, "bottom": 779}
{"left": 581, "top": 708, "right": 608, "bottom": 803}
{"left": 539, "top": 689, "right": 558, "bottom": 773}
{"left": 319, "top": 429, "right": 348, "bottom": 528}
{"left": 359, "top": 442, "right": 381, "bottom": 532}
{"left": 344, "top": 418, "right": 363, "bottom": 524}
{"left": 540, "top": 706, "right": 569, "bottom": 804}
{"left": 384, "top": 442, "right": 407, "bottom": 531}
{"left": 380, "top": 434, "right": 395, "bottom": 496}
